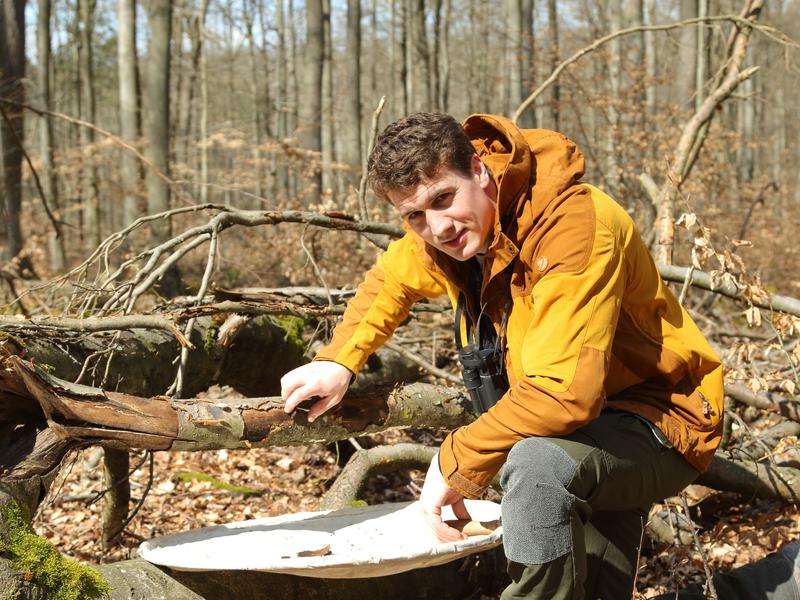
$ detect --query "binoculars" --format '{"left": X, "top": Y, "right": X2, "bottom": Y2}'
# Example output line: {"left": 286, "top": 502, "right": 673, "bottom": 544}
{"left": 455, "top": 293, "right": 509, "bottom": 415}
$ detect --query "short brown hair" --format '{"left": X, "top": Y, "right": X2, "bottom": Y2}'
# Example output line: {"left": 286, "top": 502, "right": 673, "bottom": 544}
{"left": 367, "top": 112, "right": 475, "bottom": 202}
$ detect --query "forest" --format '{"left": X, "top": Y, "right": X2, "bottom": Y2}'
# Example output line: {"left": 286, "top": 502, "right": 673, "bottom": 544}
{"left": 1, "top": 0, "right": 800, "bottom": 598}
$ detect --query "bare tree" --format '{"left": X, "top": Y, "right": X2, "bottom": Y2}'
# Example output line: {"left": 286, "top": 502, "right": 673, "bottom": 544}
{"left": 143, "top": 0, "right": 173, "bottom": 242}
{"left": 547, "top": 0, "right": 560, "bottom": 130}
{"left": 78, "top": 0, "right": 100, "bottom": 249}
{"left": 343, "top": 0, "right": 363, "bottom": 187}
{"left": 37, "top": 0, "right": 64, "bottom": 270}
{"left": 0, "top": 0, "right": 27, "bottom": 261}
{"left": 118, "top": 0, "right": 142, "bottom": 228}
{"left": 299, "top": 0, "right": 323, "bottom": 201}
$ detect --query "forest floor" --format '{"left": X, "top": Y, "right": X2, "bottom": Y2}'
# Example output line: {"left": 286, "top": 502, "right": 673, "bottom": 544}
{"left": 32, "top": 396, "right": 800, "bottom": 599}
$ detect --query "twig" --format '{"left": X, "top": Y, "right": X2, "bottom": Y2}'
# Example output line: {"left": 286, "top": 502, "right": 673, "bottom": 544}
{"left": 385, "top": 340, "right": 462, "bottom": 385}
{"left": 172, "top": 224, "right": 220, "bottom": 398}
{"left": 299, "top": 225, "right": 334, "bottom": 307}
{"left": 680, "top": 492, "right": 718, "bottom": 600}
{"left": 630, "top": 515, "right": 646, "bottom": 599}
{"left": 678, "top": 265, "right": 695, "bottom": 305}
{"left": 358, "top": 96, "right": 386, "bottom": 221}
{"left": 658, "top": 264, "right": 800, "bottom": 317}
{"left": 512, "top": 13, "right": 795, "bottom": 123}
{"left": 0, "top": 97, "right": 191, "bottom": 205}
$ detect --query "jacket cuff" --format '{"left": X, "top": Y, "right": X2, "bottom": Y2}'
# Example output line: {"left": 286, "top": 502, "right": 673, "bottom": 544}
{"left": 313, "top": 347, "right": 363, "bottom": 376}
{"left": 438, "top": 431, "right": 487, "bottom": 499}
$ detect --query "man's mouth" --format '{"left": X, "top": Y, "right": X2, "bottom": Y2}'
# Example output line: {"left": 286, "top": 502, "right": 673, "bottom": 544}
{"left": 441, "top": 231, "right": 466, "bottom": 249}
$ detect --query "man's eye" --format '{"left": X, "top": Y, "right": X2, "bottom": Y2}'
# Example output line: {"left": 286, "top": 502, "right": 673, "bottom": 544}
{"left": 406, "top": 211, "right": 423, "bottom": 221}
{"left": 434, "top": 193, "right": 452, "bottom": 206}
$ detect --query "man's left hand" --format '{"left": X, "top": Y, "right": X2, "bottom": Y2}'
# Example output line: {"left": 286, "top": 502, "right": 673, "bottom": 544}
{"left": 419, "top": 452, "right": 471, "bottom": 543}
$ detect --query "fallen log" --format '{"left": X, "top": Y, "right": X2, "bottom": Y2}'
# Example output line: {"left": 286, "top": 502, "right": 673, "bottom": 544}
{"left": 0, "top": 353, "right": 474, "bottom": 484}
{"left": 0, "top": 314, "right": 305, "bottom": 399}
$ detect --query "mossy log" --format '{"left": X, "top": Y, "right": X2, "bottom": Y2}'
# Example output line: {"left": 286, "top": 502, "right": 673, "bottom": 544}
{"left": 0, "top": 351, "right": 474, "bottom": 483}
{"left": 0, "top": 314, "right": 305, "bottom": 399}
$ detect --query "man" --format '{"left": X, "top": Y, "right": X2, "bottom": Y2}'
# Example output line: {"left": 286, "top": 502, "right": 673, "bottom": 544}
{"left": 280, "top": 113, "right": 724, "bottom": 599}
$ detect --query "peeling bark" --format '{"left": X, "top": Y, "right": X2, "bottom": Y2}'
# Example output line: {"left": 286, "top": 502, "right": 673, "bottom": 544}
{"left": 0, "top": 353, "right": 473, "bottom": 483}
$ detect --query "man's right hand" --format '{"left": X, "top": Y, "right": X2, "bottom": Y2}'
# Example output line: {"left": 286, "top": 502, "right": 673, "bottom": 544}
{"left": 280, "top": 361, "right": 352, "bottom": 422}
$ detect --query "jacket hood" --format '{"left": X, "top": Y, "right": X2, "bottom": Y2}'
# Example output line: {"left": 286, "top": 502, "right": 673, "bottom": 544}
{"left": 463, "top": 113, "right": 586, "bottom": 248}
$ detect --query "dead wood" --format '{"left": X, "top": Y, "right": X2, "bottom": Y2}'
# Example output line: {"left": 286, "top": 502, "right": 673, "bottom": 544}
{"left": 0, "top": 313, "right": 305, "bottom": 399}
{"left": 697, "top": 452, "right": 800, "bottom": 502}
{"left": 726, "top": 383, "right": 800, "bottom": 423}
{"left": 0, "top": 352, "right": 473, "bottom": 483}
{"left": 319, "top": 443, "right": 437, "bottom": 510}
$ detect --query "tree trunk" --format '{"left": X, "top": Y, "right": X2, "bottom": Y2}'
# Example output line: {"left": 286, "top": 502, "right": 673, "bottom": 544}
{"left": 78, "top": 0, "right": 101, "bottom": 250}
{"left": 299, "top": 0, "right": 323, "bottom": 204}
{"left": 547, "top": 0, "right": 560, "bottom": 130}
{"left": 0, "top": 0, "right": 27, "bottom": 261}
{"left": 320, "top": 0, "right": 334, "bottom": 200}
{"left": 517, "top": 0, "right": 534, "bottom": 128}
{"left": 243, "top": 0, "right": 264, "bottom": 204}
{"left": 119, "top": 0, "right": 142, "bottom": 229}
{"left": 438, "top": 0, "right": 452, "bottom": 113}
{"left": 505, "top": 0, "right": 523, "bottom": 121}
{"left": 343, "top": 0, "right": 363, "bottom": 188}
{"left": 144, "top": 0, "right": 173, "bottom": 242}
{"left": 676, "top": 0, "right": 697, "bottom": 109}
{"left": 37, "top": 0, "right": 64, "bottom": 272}
{"left": 410, "top": 0, "right": 430, "bottom": 111}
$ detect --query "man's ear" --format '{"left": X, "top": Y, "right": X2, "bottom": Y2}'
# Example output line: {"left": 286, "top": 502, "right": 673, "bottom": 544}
{"left": 472, "top": 153, "right": 489, "bottom": 184}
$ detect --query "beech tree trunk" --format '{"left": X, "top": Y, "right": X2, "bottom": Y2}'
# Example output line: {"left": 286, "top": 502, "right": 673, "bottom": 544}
{"left": 299, "top": 0, "right": 323, "bottom": 203}
{"left": 144, "top": 0, "right": 173, "bottom": 242}
{"left": 0, "top": 0, "right": 27, "bottom": 261}
{"left": 118, "top": 0, "right": 142, "bottom": 228}
{"left": 37, "top": 0, "right": 64, "bottom": 272}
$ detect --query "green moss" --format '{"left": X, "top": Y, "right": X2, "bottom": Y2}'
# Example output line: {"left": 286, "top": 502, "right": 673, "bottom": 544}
{"left": 1, "top": 500, "right": 109, "bottom": 600}
{"left": 204, "top": 322, "right": 220, "bottom": 352}
{"left": 274, "top": 316, "right": 306, "bottom": 353}
{"left": 349, "top": 500, "right": 368, "bottom": 507}
{"left": 172, "top": 471, "right": 265, "bottom": 496}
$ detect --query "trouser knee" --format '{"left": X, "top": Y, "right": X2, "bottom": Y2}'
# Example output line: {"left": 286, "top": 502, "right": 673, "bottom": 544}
{"left": 501, "top": 437, "right": 582, "bottom": 565}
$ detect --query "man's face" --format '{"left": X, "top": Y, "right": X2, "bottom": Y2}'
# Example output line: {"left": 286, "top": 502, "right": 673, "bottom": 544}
{"left": 387, "top": 155, "right": 497, "bottom": 261}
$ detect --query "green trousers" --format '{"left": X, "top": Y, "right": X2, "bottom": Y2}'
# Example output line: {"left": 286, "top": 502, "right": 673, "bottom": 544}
{"left": 499, "top": 410, "right": 700, "bottom": 600}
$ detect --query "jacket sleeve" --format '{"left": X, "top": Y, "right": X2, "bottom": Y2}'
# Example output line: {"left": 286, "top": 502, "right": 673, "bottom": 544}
{"left": 314, "top": 233, "right": 449, "bottom": 374}
{"left": 438, "top": 217, "right": 626, "bottom": 498}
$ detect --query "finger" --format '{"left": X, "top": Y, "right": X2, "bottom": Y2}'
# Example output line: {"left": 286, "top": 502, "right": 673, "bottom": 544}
{"left": 280, "top": 372, "right": 303, "bottom": 401}
{"left": 307, "top": 394, "right": 342, "bottom": 422}
{"left": 420, "top": 503, "right": 466, "bottom": 543}
{"left": 434, "top": 521, "right": 468, "bottom": 543}
{"left": 284, "top": 384, "right": 318, "bottom": 413}
{"left": 451, "top": 498, "right": 471, "bottom": 521}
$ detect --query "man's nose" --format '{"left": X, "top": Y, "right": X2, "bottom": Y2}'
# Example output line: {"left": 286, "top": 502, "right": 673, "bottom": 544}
{"left": 428, "top": 213, "right": 453, "bottom": 238}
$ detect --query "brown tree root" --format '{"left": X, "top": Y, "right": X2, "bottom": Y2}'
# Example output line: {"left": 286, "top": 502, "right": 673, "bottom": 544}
{"left": 319, "top": 443, "right": 437, "bottom": 510}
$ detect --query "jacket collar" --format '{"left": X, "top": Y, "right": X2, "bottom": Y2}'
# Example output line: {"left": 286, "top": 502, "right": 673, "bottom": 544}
{"left": 413, "top": 114, "right": 586, "bottom": 315}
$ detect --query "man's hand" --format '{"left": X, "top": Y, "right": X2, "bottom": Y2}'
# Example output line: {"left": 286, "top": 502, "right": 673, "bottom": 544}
{"left": 280, "top": 361, "right": 352, "bottom": 422}
{"left": 419, "top": 452, "right": 471, "bottom": 543}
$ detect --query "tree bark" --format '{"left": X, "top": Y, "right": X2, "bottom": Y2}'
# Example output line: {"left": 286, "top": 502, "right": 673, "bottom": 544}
{"left": 547, "top": 0, "right": 560, "bottom": 130}
{"left": 78, "top": 0, "right": 101, "bottom": 250}
{"left": 37, "top": 0, "right": 64, "bottom": 272}
{"left": 320, "top": 0, "right": 334, "bottom": 199}
{"left": 299, "top": 0, "right": 323, "bottom": 204}
{"left": 0, "top": 0, "right": 27, "bottom": 261}
{"left": 144, "top": 0, "right": 173, "bottom": 242}
{"left": 119, "top": 0, "right": 142, "bottom": 229}
{"left": 343, "top": 0, "right": 363, "bottom": 187}
{"left": 0, "top": 352, "right": 473, "bottom": 483}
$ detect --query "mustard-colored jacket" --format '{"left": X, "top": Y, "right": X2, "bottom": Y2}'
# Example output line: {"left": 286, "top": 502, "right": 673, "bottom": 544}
{"left": 316, "top": 114, "right": 724, "bottom": 499}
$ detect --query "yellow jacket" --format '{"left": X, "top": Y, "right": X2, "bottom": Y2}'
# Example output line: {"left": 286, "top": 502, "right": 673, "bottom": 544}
{"left": 316, "top": 114, "right": 724, "bottom": 498}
